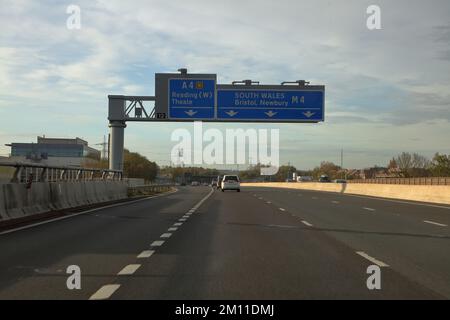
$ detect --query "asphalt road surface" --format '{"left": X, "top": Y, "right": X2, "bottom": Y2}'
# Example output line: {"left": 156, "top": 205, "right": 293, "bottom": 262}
{"left": 0, "top": 186, "right": 449, "bottom": 299}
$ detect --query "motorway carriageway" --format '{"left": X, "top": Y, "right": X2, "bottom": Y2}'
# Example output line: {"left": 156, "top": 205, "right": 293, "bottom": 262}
{"left": 0, "top": 186, "right": 449, "bottom": 299}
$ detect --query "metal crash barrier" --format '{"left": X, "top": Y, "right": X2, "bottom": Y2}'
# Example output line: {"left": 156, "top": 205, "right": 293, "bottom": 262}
{"left": 0, "top": 162, "right": 123, "bottom": 184}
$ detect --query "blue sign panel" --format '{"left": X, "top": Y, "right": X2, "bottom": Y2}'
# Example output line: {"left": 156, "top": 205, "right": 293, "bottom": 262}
{"left": 168, "top": 79, "right": 215, "bottom": 119}
{"left": 217, "top": 89, "right": 324, "bottom": 121}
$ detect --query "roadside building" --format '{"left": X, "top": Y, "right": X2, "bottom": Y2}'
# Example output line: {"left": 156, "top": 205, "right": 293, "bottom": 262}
{"left": 6, "top": 136, "right": 101, "bottom": 167}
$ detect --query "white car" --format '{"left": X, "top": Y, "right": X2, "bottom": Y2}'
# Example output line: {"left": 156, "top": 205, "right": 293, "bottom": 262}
{"left": 221, "top": 175, "right": 240, "bottom": 192}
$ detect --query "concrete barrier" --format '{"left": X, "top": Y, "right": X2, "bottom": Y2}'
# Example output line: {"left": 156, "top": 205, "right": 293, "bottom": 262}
{"left": 0, "top": 181, "right": 129, "bottom": 222}
{"left": 242, "top": 182, "right": 450, "bottom": 205}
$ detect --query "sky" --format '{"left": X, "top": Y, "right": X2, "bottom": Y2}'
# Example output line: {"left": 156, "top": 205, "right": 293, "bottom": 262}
{"left": 0, "top": 0, "right": 449, "bottom": 170}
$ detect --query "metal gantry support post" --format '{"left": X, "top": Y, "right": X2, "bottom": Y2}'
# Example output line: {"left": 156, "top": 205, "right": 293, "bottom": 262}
{"left": 109, "top": 120, "right": 126, "bottom": 171}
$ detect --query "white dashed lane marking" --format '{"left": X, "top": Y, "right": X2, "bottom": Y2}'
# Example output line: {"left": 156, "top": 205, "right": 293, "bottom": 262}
{"left": 160, "top": 233, "right": 172, "bottom": 239}
{"left": 332, "top": 201, "right": 340, "bottom": 204}
{"left": 89, "top": 284, "right": 121, "bottom": 300}
{"left": 179, "top": 218, "right": 187, "bottom": 222}
{"left": 363, "top": 207, "right": 376, "bottom": 212}
{"left": 279, "top": 208, "right": 286, "bottom": 212}
{"left": 118, "top": 264, "right": 141, "bottom": 275}
{"left": 151, "top": 240, "right": 165, "bottom": 247}
{"left": 137, "top": 250, "right": 155, "bottom": 258}
{"left": 89, "top": 188, "right": 215, "bottom": 301}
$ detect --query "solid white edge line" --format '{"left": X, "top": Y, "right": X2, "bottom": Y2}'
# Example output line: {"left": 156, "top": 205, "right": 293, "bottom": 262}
{"left": 89, "top": 284, "right": 121, "bottom": 300}
{"left": 356, "top": 251, "right": 389, "bottom": 267}
{"left": 0, "top": 188, "right": 179, "bottom": 236}
{"left": 117, "top": 264, "right": 141, "bottom": 275}
{"left": 423, "top": 220, "right": 448, "bottom": 227}
{"left": 137, "top": 250, "right": 155, "bottom": 258}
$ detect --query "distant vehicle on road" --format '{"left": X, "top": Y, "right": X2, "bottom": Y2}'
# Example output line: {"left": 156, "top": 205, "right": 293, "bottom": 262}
{"left": 221, "top": 175, "right": 240, "bottom": 192}
{"left": 285, "top": 178, "right": 295, "bottom": 182}
{"left": 297, "top": 176, "right": 313, "bottom": 182}
{"left": 333, "top": 179, "right": 347, "bottom": 183}
{"left": 191, "top": 181, "right": 200, "bottom": 186}
{"left": 319, "top": 175, "right": 331, "bottom": 183}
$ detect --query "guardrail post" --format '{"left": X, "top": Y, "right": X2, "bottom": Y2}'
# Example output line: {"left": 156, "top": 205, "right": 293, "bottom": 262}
{"left": 39, "top": 167, "right": 47, "bottom": 182}
{"left": 11, "top": 166, "right": 22, "bottom": 183}
{"left": 60, "top": 169, "right": 66, "bottom": 181}
{"left": 76, "top": 169, "right": 82, "bottom": 181}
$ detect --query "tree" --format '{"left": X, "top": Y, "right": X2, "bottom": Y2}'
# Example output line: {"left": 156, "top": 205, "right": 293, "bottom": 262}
{"left": 430, "top": 153, "right": 450, "bottom": 177}
{"left": 123, "top": 149, "right": 158, "bottom": 182}
{"left": 312, "top": 161, "right": 341, "bottom": 180}
{"left": 410, "top": 153, "right": 431, "bottom": 177}
{"left": 394, "top": 152, "right": 431, "bottom": 177}
{"left": 160, "top": 166, "right": 219, "bottom": 182}
{"left": 82, "top": 149, "right": 158, "bottom": 181}
{"left": 395, "top": 152, "right": 413, "bottom": 177}
{"left": 240, "top": 163, "right": 264, "bottom": 181}
{"left": 274, "top": 165, "right": 297, "bottom": 182}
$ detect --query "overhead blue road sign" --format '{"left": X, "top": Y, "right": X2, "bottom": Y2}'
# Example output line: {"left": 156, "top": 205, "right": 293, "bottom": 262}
{"left": 217, "top": 87, "right": 324, "bottom": 122}
{"left": 168, "top": 78, "right": 215, "bottom": 120}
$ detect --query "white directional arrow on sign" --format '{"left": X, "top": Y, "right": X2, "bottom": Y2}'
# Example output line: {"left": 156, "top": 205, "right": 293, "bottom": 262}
{"left": 303, "top": 111, "right": 315, "bottom": 118}
{"left": 226, "top": 110, "right": 238, "bottom": 117}
{"left": 265, "top": 110, "right": 278, "bottom": 118}
{"left": 185, "top": 110, "right": 198, "bottom": 117}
